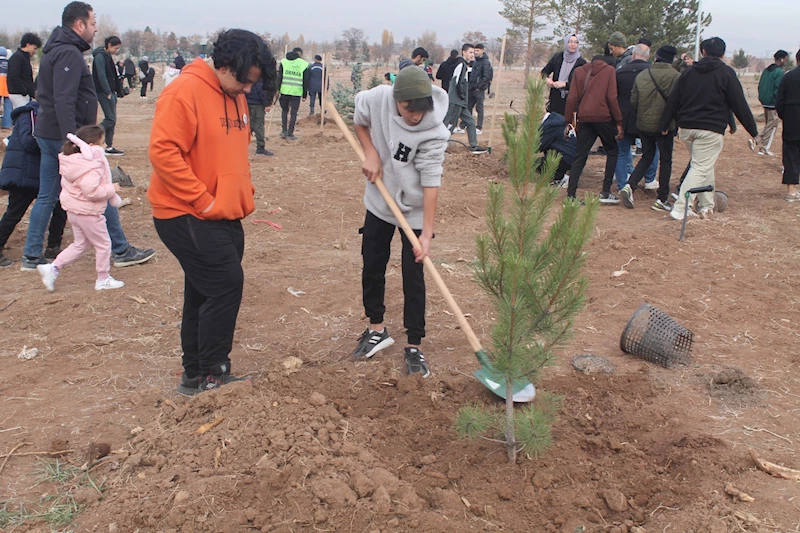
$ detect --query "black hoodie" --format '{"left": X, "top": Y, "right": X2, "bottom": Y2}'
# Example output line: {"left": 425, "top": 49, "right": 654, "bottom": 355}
{"left": 35, "top": 26, "right": 98, "bottom": 141}
{"left": 659, "top": 57, "right": 757, "bottom": 136}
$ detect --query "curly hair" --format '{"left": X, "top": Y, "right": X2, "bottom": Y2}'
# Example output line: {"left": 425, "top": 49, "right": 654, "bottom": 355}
{"left": 212, "top": 29, "right": 277, "bottom": 94}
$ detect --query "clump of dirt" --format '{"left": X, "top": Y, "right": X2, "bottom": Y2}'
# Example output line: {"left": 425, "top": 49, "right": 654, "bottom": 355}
{"left": 708, "top": 367, "right": 762, "bottom": 406}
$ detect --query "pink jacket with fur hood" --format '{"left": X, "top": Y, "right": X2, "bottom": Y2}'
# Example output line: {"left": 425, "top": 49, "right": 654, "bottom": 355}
{"left": 58, "top": 133, "right": 122, "bottom": 216}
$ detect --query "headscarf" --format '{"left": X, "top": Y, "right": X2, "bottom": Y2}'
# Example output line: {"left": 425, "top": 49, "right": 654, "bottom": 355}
{"left": 558, "top": 34, "right": 581, "bottom": 98}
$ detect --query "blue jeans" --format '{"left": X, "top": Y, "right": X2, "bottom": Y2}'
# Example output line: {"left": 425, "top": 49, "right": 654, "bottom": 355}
{"left": 24, "top": 137, "right": 129, "bottom": 258}
{"left": 1, "top": 97, "right": 12, "bottom": 129}
{"left": 616, "top": 136, "right": 658, "bottom": 189}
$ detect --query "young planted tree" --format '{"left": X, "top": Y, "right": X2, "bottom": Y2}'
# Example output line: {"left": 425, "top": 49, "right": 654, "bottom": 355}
{"left": 456, "top": 78, "right": 598, "bottom": 463}
{"left": 331, "top": 60, "right": 364, "bottom": 122}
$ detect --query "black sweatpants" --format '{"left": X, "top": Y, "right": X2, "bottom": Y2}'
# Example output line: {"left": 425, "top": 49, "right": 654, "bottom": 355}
{"left": 628, "top": 133, "right": 674, "bottom": 203}
{"left": 567, "top": 121, "right": 619, "bottom": 198}
{"left": 0, "top": 186, "right": 66, "bottom": 251}
{"left": 361, "top": 210, "right": 425, "bottom": 345}
{"left": 154, "top": 215, "right": 245, "bottom": 378}
{"left": 279, "top": 94, "right": 301, "bottom": 135}
{"left": 782, "top": 139, "right": 800, "bottom": 185}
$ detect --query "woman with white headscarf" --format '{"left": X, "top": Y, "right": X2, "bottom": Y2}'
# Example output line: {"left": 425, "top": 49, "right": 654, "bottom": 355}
{"left": 541, "top": 34, "right": 586, "bottom": 116}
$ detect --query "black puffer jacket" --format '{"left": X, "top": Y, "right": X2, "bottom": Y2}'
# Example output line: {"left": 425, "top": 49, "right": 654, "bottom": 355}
{"left": 35, "top": 26, "right": 98, "bottom": 140}
{"left": 7, "top": 48, "right": 36, "bottom": 97}
{"left": 777, "top": 67, "right": 800, "bottom": 141}
{"left": 616, "top": 59, "right": 649, "bottom": 135}
{"left": 0, "top": 101, "right": 41, "bottom": 190}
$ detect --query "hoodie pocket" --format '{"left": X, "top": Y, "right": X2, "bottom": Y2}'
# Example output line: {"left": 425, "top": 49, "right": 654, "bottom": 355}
{"left": 200, "top": 172, "right": 255, "bottom": 220}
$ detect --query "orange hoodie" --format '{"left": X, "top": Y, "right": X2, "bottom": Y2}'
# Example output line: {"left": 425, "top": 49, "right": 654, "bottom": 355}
{"left": 148, "top": 58, "right": 254, "bottom": 220}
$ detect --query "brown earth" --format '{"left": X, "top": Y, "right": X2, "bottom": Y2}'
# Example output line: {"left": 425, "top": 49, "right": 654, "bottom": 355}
{"left": 0, "top": 70, "right": 799, "bottom": 533}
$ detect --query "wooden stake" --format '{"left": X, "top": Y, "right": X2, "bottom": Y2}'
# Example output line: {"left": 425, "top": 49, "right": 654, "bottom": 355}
{"left": 487, "top": 35, "right": 507, "bottom": 152}
{"left": 321, "top": 53, "right": 328, "bottom": 131}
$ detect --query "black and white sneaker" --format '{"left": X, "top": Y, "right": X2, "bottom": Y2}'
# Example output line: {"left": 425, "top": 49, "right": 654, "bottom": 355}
{"left": 105, "top": 147, "right": 125, "bottom": 156}
{"left": 652, "top": 199, "right": 672, "bottom": 212}
{"left": 177, "top": 372, "right": 202, "bottom": 396}
{"left": 404, "top": 347, "right": 430, "bottom": 378}
{"left": 470, "top": 146, "right": 488, "bottom": 155}
{"left": 619, "top": 185, "right": 634, "bottom": 209}
{"left": 599, "top": 192, "right": 620, "bottom": 205}
{"left": 352, "top": 328, "right": 394, "bottom": 359}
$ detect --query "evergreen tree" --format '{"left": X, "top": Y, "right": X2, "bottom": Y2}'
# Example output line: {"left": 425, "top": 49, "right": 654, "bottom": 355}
{"left": 732, "top": 48, "right": 749, "bottom": 70}
{"left": 456, "top": 78, "right": 598, "bottom": 463}
{"left": 331, "top": 60, "right": 364, "bottom": 122}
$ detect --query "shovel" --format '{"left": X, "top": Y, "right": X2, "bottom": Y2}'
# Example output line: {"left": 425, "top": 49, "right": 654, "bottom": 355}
{"left": 678, "top": 185, "right": 713, "bottom": 241}
{"left": 326, "top": 101, "right": 536, "bottom": 403}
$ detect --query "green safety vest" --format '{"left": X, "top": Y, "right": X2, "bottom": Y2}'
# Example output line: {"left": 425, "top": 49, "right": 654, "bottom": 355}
{"left": 280, "top": 57, "right": 308, "bottom": 96}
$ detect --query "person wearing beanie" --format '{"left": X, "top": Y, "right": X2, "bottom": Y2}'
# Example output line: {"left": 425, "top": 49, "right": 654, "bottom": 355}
{"left": 350, "top": 65, "right": 450, "bottom": 378}
{"left": 620, "top": 45, "right": 680, "bottom": 211}
{"left": 753, "top": 49, "right": 789, "bottom": 156}
{"left": 444, "top": 43, "right": 487, "bottom": 153}
{"left": 776, "top": 49, "right": 800, "bottom": 201}
{"left": 608, "top": 32, "right": 631, "bottom": 69}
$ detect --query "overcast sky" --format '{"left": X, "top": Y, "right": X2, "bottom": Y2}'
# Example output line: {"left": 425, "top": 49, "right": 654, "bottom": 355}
{"left": 2, "top": 0, "right": 798, "bottom": 57}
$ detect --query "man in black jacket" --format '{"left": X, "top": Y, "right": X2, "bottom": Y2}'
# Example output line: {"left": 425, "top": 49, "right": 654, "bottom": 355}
{"left": 435, "top": 50, "right": 459, "bottom": 92}
{"left": 777, "top": 50, "right": 800, "bottom": 201}
{"left": 21, "top": 1, "right": 154, "bottom": 271}
{"left": 173, "top": 51, "right": 186, "bottom": 70}
{"left": 615, "top": 44, "right": 650, "bottom": 193}
{"left": 659, "top": 37, "right": 758, "bottom": 220}
{"left": 92, "top": 35, "right": 125, "bottom": 155}
{"left": 123, "top": 57, "right": 137, "bottom": 89}
{"left": 469, "top": 43, "right": 493, "bottom": 133}
{"left": 7, "top": 33, "right": 42, "bottom": 109}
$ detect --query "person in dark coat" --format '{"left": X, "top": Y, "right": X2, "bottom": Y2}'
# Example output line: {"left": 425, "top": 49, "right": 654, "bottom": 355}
{"left": 0, "top": 101, "right": 67, "bottom": 267}
{"left": 7, "top": 32, "right": 42, "bottom": 109}
{"left": 92, "top": 35, "right": 125, "bottom": 155}
{"left": 777, "top": 49, "right": 800, "bottom": 201}
{"left": 539, "top": 111, "right": 577, "bottom": 185}
{"left": 614, "top": 44, "right": 650, "bottom": 191}
{"left": 123, "top": 57, "right": 136, "bottom": 89}
{"left": 308, "top": 54, "right": 324, "bottom": 115}
{"left": 541, "top": 34, "right": 587, "bottom": 116}
{"left": 435, "top": 50, "right": 459, "bottom": 92}
{"left": 138, "top": 56, "right": 153, "bottom": 97}
{"left": 246, "top": 78, "right": 273, "bottom": 156}
{"left": 173, "top": 51, "right": 186, "bottom": 70}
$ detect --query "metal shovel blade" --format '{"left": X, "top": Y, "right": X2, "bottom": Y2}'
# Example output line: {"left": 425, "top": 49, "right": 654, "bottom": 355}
{"left": 473, "top": 366, "right": 537, "bottom": 403}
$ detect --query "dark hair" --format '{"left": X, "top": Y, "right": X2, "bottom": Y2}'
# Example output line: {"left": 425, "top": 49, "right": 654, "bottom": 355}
{"left": 104, "top": 35, "right": 121, "bottom": 48}
{"left": 62, "top": 124, "right": 104, "bottom": 155}
{"left": 212, "top": 29, "right": 277, "bottom": 89}
{"left": 62, "top": 1, "right": 93, "bottom": 28}
{"left": 412, "top": 47, "right": 429, "bottom": 59}
{"left": 700, "top": 37, "right": 725, "bottom": 58}
{"left": 797, "top": 49, "right": 800, "bottom": 63}
{"left": 314, "top": 54, "right": 322, "bottom": 60}
{"left": 384, "top": 72, "right": 391, "bottom": 80}
{"left": 462, "top": 43, "right": 474, "bottom": 53}
{"left": 775, "top": 49, "right": 789, "bottom": 61}
{"left": 403, "top": 96, "right": 434, "bottom": 113}
{"left": 292, "top": 47, "right": 303, "bottom": 54}
{"left": 449, "top": 49, "right": 458, "bottom": 58}
{"left": 637, "top": 37, "right": 652, "bottom": 47}
{"left": 475, "top": 43, "right": 485, "bottom": 50}
{"left": 21, "top": 32, "right": 42, "bottom": 48}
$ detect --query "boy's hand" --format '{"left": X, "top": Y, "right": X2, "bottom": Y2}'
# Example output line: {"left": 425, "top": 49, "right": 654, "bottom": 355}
{"left": 414, "top": 234, "right": 432, "bottom": 263}
{"left": 362, "top": 152, "right": 383, "bottom": 183}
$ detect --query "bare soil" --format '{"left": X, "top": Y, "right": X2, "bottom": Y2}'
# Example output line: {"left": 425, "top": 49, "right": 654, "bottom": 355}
{"left": 1, "top": 71, "right": 798, "bottom": 533}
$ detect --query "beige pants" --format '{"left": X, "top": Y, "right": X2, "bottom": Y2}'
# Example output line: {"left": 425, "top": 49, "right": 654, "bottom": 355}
{"left": 9, "top": 94, "right": 31, "bottom": 110}
{"left": 757, "top": 107, "right": 779, "bottom": 151}
{"left": 673, "top": 129, "right": 724, "bottom": 213}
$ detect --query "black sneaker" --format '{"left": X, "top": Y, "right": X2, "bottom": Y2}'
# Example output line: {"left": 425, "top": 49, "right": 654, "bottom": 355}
{"left": 20, "top": 256, "right": 49, "bottom": 272}
{"left": 113, "top": 246, "right": 155, "bottom": 267}
{"left": 44, "top": 246, "right": 62, "bottom": 260}
{"left": 198, "top": 372, "right": 248, "bottom": 392}
{"left": 470, "top": 146, "right": 488, "bottom": 154}
{"left": 352, "top": 328, "right": 394, "bottom": 359}
{"left": 599, "top": 192, "right": 620, "bottom": 205}
{"left": 404, "top": 347, "right": 430, "bottom": 378}
{"left": 176, "top": 372, "right": 202, "bottom": 396}
{"left": 0, "top": 253, "right": 12, "bottom": 268}
{"left": 255, "top": 148, "right": 274, "bottom": 156}
{"left": 105, "top": 147, "right": 125, "bottom": 156}
{"left": 279, "top": 130, "right": 287, "bottom": 139}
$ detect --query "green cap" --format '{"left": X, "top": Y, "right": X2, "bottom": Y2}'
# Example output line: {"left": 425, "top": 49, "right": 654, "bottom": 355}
{"left": 609, "top": 32, "right": 627, "bottom": 48}
{"left": 393, "top": 66, "right": 432, "bottom": 101}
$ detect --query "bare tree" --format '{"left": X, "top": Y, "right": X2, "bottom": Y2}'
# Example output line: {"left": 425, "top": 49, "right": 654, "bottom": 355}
{"left": 499, "top": 0, "right": 555, "bottom": 84}
{"left": 380, "top": 30, "right": 394, "bottom": 64}
{"left": 417, "top": 30, "right": 444, "bottom": 63}
{"left": 342, "top": 28, "right": 367, "bottom": 61}
{"left": 96, "top": 14, "right": 118, "bottom": 47}
{"left": 463, "top": 31, "right": 489, "bottom": 45}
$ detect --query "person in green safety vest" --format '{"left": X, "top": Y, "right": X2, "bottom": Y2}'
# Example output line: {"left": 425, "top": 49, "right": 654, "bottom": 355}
{"left": 277, "top": 47, "right": 308, "bottom": 140}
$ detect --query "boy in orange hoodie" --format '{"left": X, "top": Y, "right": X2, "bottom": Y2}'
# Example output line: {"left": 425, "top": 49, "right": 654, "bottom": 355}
{"left": 148, "top": 29, "right": 277, "bottom": 395}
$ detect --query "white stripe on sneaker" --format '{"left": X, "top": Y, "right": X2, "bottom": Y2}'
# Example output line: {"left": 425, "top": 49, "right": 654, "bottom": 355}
{"left": 365, "top": 337, "right": 394, "bottom": 358}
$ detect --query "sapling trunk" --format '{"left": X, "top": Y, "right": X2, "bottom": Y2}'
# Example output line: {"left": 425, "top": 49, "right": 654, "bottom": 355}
{"left": 505, "top": 380, "right": 517, "bottom": 462}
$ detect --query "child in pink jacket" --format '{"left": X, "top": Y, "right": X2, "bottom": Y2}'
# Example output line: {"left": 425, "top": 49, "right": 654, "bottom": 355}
{"left": 38, "top": 125, "right": 124, "bottom": 291}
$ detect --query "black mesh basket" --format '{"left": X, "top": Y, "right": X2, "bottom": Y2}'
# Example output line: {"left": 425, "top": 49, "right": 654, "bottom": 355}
{"left": 620, "top": 304, "right": 693, "bottom": 368}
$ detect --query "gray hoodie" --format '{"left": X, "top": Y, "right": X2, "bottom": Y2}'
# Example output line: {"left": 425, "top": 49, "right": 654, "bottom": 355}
{"left": 354, "top": 85, "right": 450, "bottom": 229}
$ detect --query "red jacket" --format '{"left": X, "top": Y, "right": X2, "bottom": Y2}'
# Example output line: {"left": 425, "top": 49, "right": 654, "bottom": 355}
{"left": 564, "top": 58, "right": 623, "bottom": 125}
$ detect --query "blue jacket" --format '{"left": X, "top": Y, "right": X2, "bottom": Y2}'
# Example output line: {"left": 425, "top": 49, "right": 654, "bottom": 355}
{"left": 0, "top": 101, "right": 41, "bottom": 190}
{"left": 540, "top": 112, "right": 576, "bottom": 166}
{"left": 245, "top": 78, "right": 269, "bottom": 107}
{"left": 309, "top": 61, "right": 324, "bottom": 92}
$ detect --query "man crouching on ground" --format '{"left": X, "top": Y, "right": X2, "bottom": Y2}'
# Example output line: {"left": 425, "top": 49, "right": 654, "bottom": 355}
{"left": 351, "top": 66, "right": 450, "bottom": 378}
{"left": 147, "top": 29, "right": 277, "bottom": 395}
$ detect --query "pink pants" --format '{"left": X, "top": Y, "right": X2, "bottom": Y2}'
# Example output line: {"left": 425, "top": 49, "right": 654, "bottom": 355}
{"left": 53, "top": 212, "right": 111, "bottom": 280}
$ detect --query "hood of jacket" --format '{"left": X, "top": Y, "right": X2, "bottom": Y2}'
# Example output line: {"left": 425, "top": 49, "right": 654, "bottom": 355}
{"left": 43, "top": 25, "right": 90, "bottom": 55}
{"left": 59, "top": 147, "right": 104, "bottom": 184}
{"left": 11, "top": 99, "right": 38, "bottom": 122}
{"left": 693, "top": 57, "right": 725, "bottom": 74}
{"left": 91, "top": 46, "right": 108, "bottom": 58}
{"left": 589, "top": 57, "right": 614, "bottom": 76}
{"left": 286, "top": 51, "right": 300, "bottom": 61}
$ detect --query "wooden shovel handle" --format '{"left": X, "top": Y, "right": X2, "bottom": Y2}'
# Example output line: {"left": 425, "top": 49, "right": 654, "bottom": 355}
{"left": 326, "top": 101, "right": 483, "bottom": 353}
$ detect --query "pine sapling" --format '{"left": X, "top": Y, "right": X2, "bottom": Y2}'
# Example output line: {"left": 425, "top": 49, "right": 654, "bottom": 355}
{"left": 458, "top": 77, "right": 598, "bottom": 463}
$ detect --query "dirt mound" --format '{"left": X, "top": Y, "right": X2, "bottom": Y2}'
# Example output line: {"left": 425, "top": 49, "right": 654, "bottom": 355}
{"left": 708, "top": 367, "right": 762, "bottom": 407}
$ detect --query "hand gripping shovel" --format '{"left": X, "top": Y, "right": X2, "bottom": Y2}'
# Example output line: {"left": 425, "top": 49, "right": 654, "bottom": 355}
{"left": 326, "top": 101, "right": 536, "bottom": 402}
{"left": 678, "top": 185, "right": 714, "bottom": 241}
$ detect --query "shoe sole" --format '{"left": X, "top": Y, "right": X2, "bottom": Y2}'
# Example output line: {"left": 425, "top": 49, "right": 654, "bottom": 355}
{"left": 354, "top": 337, "right": 395, "bottom": 359}
{"left": 114, "top": 252, "right": 155, "bottom": 267}
{"left": 599, "top": 199, "right": 620, "bottom": 205}
{"left": 620, "top": 190, "right": 634, "bottom": 209}
{"left": 176, "top": 384, "right": 200, "bottom": 396}
{"left": 106, "top": 152, "right": 124, "bottom": 156}
{"left": 406, "top": 363, "right": 431, "bottom": 378}
{"left": 20, "top": 264, "right": 41, "bottom": 272}
{"left": 652, "top": 204, "right": 670, "bottom": 212}
{"left": 96, "top": 284, "right": 125, "bottom": 290}
{"left": 644, "top": 184, "right": 659, "bottom": 190}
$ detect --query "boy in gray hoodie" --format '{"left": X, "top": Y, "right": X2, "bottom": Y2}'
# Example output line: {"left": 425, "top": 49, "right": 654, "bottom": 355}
{"left": 351, "top": 66, "right": 450, "bottom": 378}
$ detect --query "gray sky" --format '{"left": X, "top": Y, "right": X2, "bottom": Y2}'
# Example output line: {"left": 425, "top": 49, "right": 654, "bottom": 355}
{"left": 2, "top": 0, "right": 798, "bottom": 57}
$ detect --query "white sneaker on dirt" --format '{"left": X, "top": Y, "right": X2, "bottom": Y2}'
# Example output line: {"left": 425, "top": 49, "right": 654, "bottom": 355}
{"left": 670, "top": 206, "right": 697, "bottom": 220}
{"left": 453, "top": 127, "right": 465, "bottom": 134}
{"left": 644, "top": 180, "right": 659, "bottom": 190}
{"left": 619, "top": 185, "right": 634, "bottom": 209}
{"left": 476, "top": 129, "right": 482, "bottom": 135}
{"left": 699, "top": 207, "right": 713, "bottom": 220}
{"left": 96, "top": 276, "right": 125, "bottom": 290}
{"left": 759, "top": 148, "right": 776, "bottom": 157}
{"left": 37, "top": 264, "right": 58, "bottom": 292}
{"left": 747, "top": 138, "right": 757, "bottom": 153}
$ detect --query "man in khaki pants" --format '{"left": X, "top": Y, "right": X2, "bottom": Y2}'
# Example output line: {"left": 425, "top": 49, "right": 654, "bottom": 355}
{"left": 752, "top": 50, "right": 788, "bottom": 156}
{"left": 660, "top": 37, "right": 758, "bottom": 219}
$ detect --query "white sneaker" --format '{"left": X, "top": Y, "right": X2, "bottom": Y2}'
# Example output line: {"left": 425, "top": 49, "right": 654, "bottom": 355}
{"left": 37, "top": 264, "right": 58, "bottom": 291}
{"left": 453, "top": 127, "right": 465, "bottom": 134}
{"left": 476, "top": 129, "right": 482, "bottom": 135}
{"left": 560, "top": 175, "right": 569, "bottom": 188}
{"left": 747, "top": 138, "right": 757, "bottom": 153}
{"left": 96, "top": 276, "right": 125, "bottom": 290}
{"left": 699, "top": 207, "right": 713, "bottom": 220}
{"left": 670, "top": 206, "right": 697, "bottom": 220}
{"left": 644, "top": 180, "right": 659, "bottom": 190}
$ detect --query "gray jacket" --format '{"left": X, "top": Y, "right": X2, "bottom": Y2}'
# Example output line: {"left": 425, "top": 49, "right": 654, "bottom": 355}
{"left": 353, "top": 85, "right": 450, "bottom": 229}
